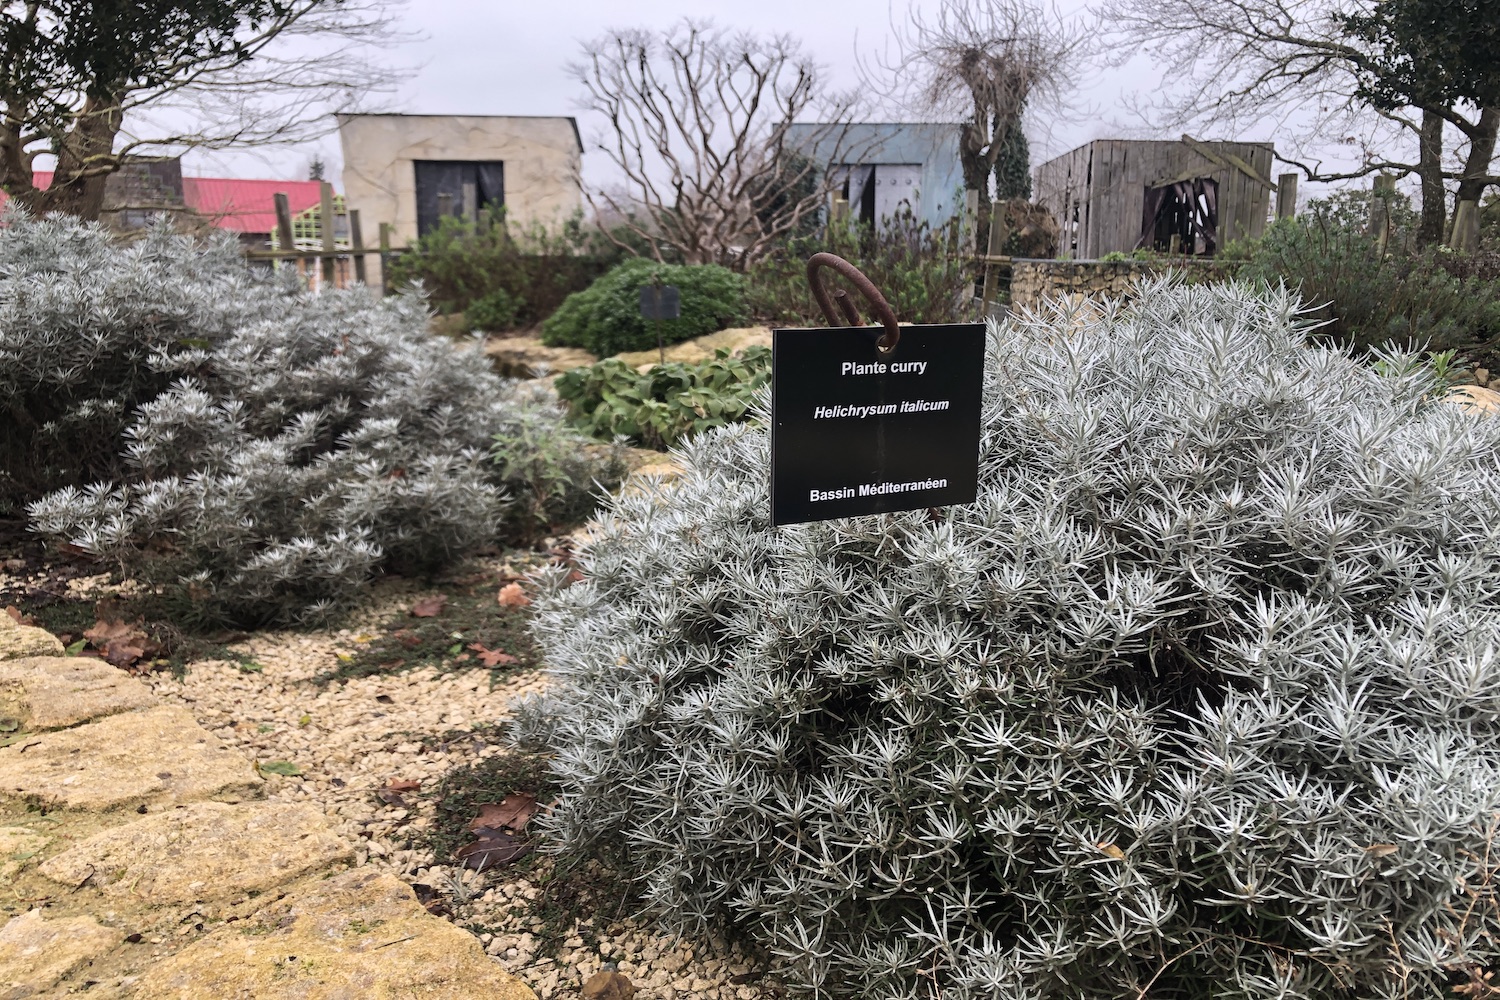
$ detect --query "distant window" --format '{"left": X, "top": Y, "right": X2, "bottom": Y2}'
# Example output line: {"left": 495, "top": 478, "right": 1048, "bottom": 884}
{"left": 414, "top": 161, "right": 504, "bottom": 235}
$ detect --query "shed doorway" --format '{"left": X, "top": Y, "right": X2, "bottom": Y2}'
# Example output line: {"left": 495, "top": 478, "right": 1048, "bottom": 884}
{"left": 1139, "top": 178, "right": 1218, "bottom": 256}
{"left": 414, "top": 160, "right": 504, "bottom": 236}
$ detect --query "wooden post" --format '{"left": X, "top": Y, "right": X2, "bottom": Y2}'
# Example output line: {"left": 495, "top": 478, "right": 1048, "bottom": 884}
{"left": 349, "top": 209, "right": 366, "bottom": 286}
{"left": 1276, "top": 173, "right": 1298, "bottom": 220}
{"left": 1449, "top": 200, "right": 1480, "bottom": 253}
{"left": 273, "top": 193, "right": 295, "bottom": 272}
{"left": 319, "top": 181, "right": 336, "bottom": 290}
{"left": 378, "top": 222, "right": 392, "bottom": 297}
{"left": 980, "top": 208, "right": 1009, "bottom": 313}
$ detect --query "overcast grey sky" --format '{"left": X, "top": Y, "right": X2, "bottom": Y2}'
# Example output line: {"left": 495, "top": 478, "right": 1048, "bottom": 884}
{"left": 186, "top": 1, "right": 1162, "bottom": 183}
{"left": 185, "top": 0, "right": 1353, "bottom": 200}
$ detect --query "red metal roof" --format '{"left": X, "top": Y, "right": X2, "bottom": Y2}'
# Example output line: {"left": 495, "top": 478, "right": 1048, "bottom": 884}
{"left": 3, "top": 172, "right": 325, "bottom": 234}
{"left": 182, "top": 177, "right": 324, "bottom": 233}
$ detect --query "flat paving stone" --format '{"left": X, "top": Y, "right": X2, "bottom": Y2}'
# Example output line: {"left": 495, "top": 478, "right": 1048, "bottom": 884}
{"left": 40, "top": 801, "right": 351, "bottom": 904}
{"left": 0, "top": 826, "right": 47, "bottom": 882}
{"left": 0, "top": 656, "right": 157, "bottom": 731}
{"left": 0, "top": 909, "right": 122, "bottom": 999}
{"left": 0, "top": 615, "right": 62, "bottom": 662}
{"left": 0, "top": 705, "right": 261, "bottom": 812}
{"left": 129, "top": 869, "right": 537, "bottom": 1000}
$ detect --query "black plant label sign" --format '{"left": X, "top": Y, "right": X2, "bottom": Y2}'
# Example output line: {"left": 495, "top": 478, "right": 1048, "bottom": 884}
{"left": 770, "top": 323, "right": 986, "bottom": 526}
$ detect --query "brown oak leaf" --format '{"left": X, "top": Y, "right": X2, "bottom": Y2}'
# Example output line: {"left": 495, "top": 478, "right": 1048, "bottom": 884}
{"left": 466, "top": 643, "right": 518, "bottom": 667}
{"left": 497, "top": 582, "right": 530, "bottom": 608}
{"left": 82, "top": 620, "right": 160, "bottom": 669}
{"left": 409, "top": 595, "right": 447, "bottom": 618}
{"left": 469, "top": 792, "right": 537, "bottom": 833}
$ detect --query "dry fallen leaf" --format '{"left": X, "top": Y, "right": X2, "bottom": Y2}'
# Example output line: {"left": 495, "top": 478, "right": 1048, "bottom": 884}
{"left": 456, "top": 828, "right": 531, "bottom": 870}
{"left": 467, "top": 643, "right": 519, "bottom": 667}
{"left": 1096, "top": 842, "right": 1126, "bottom": 860}
{"left": 409, "top": 595, "right": 447, "bottom": 618}
{"left": 376, "top": 778, "right": 420, "bottom": 807}
{"left": 4, "top": 606, "right": 34, "bottom": 626}
{"left": 82, "top": 619, "right": 161, "bottom": 669}
{"left": 497, "top": 583, "right": 530, "bottom": 608}
{"left": 1363, "top": 843, "right": 1399, "bottom": 858}
{"left": 392, "top": 628, "right": 422, "bottom": 649}
{"left": 469, "top": 792, "right": 538, "bottom": 834}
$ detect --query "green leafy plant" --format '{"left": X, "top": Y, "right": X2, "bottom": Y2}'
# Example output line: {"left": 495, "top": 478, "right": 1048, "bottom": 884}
{"left": 746, "top": 208, "right": 977, "bottom": 325}
{"left": 554, "top": 347, "right": 770, "bottom": 450}
{"left": 465, "top": 287, "right": 524, "bottom": 332}
{"left": 516, "top": 280, "right": 1500, "bottom": 998}
{"left": 1225, "top": 190, "right": 1500, "bottom": 355}
{"left": 385, "top": 210, "right": 639, "bottom": 326}
{"left": 540, "top": 258, "right": 747, "bottom": 357}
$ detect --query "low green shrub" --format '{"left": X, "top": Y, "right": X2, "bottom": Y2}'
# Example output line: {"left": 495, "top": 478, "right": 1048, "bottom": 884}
{"left": 555, "top": 347, "right": 770, "bottom": 450}
{"left": 517, "top": 279, "right": 1500, "bottom": 998}
{"left": 1227, "top": 191, "right": 1500, "bottom": 354}
{"left": 385, "top": 211, "right": 630, "bottom": 326}
{"left": 746, "top": 208, "right": 977, "bottom": 325}
{"left": 17, "top": 215, "right": 624, "bottom": 626}
{"left": 540, "top": 258, "right": 747, "bottom": 357}
{"left": 466, "top": 287, "right": 524, "bottom": 332}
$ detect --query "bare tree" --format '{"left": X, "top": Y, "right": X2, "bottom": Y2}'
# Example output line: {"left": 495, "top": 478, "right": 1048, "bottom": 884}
{"left": 0, "top": 1, "right": 401, "bottom": 220}
{"left": 572, "top": 20, "right": 865, "bottom": 269}
{"left": 862, "top": 0, "right": 1087, "bottom": 218}
{"left": 1101, "top": 0, "right": 1497, "bottom": 244}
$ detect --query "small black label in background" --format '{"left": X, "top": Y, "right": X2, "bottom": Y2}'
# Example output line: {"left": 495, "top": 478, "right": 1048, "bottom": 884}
{"left": 639, "top": 284, "right": 681, "bottom": 320}
{"left": 770, "top": 323, "right": 986, "bottom": 526}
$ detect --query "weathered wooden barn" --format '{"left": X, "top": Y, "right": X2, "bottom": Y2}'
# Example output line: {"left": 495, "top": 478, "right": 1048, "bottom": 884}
{"left": 1033, "top": 138, "right": 1276, "bottom": 259}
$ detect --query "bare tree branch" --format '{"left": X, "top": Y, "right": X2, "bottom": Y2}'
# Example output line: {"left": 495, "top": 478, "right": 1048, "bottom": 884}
{"left": 573, "top": 19, "right": 868, "bottom": 270}
{"left": 0, "top": 1, "right": 404, "bottom": 219}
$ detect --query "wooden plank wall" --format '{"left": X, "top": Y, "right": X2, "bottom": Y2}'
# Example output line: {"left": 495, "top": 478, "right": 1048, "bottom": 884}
{"left": 1033, "top": 140, "right": 1275, "bottom": 258}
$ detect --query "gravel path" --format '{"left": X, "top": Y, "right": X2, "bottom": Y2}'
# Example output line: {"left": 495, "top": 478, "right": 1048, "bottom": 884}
{"left": 137, "top": 567, "right": 777, "bottom": 1000}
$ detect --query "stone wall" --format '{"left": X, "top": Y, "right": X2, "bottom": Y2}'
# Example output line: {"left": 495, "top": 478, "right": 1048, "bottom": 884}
{"left": 1009, "top": 258, "right": 1238, "bottom": 313}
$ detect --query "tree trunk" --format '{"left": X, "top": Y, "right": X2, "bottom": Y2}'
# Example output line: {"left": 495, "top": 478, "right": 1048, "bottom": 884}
{"left": 1, "top": 95, "right": 123, "bottom": 220}
{"left": 1455, "top": 106, "right": 1499, "bottom": 206}
{"left": 960, "top": 117, "right": 993, "bottom": 252}
{"left": 1416, "top": 107, "right": 1446, "bottom": 246}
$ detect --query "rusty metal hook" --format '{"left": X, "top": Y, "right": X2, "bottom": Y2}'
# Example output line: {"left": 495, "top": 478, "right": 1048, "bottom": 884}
{"left": 806, "top": 252, "right": 901, "bottom": 354}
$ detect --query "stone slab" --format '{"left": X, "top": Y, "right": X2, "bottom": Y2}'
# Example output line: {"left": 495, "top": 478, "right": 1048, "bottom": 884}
{"left": 0, "top": 705, "right": 261, "bottom": 811}
{"left": 0, "top": 909, "right": 122, "bottom": 999}
{"left": 1444, "top": 384, "right": 1500, "bottom": 415}
{"left": 40, "top": 801, "right": 351, "bottom": 904}
{"left": 0, "top": 827, "right": 47, "bottom": 882}
{"left": 0, "top": 656, "right": 157, "bottom": 731}
{"left": 130, "top": 869, "right": 536, "bottom": 999}
{"left": 0, "top": 615, "right": 62, "bottom": 662}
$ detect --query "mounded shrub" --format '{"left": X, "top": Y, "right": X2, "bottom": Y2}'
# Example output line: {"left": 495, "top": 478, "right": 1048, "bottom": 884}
{"left": 1228, "top": 191, "right": 1500, "bottom": 355}
{"left": 0, "top": 211, "right": 268, "bottom": 512}
{"left": 540, "top": 258, "right": 747, "bottom": 357}
{"left": 15, "top": 214, "right": 624, "bottom": 626}
{"left": 517, "top": 280, "right": 1500, "bottom": 998}
{"left": 746, "top": 208, "right": 977, "bottom": 326}
{"left": 384, "top": 211, "right": 621, "bottom": 326}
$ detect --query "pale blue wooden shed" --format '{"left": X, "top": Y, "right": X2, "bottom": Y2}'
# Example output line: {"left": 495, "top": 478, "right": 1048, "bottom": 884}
{"left": 785, "top": 122, "right": 965, "bottom": 231}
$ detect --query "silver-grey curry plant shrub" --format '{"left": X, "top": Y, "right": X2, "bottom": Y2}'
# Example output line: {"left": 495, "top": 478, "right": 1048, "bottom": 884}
{"left": 516, "top": 280, "right": 1500, "bottom": 998}
{"left": 0, "top": 210, "right": 265, "bottom": 511}
{"left": 17, "top": 213, "right": 624, "bottom": 626}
